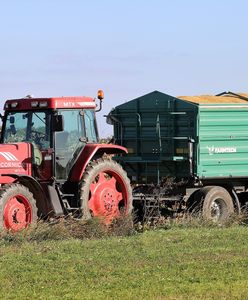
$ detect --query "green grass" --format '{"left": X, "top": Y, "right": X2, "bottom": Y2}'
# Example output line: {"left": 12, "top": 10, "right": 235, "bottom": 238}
{"left": 0, "top": 225, "right": 248, "bottom": 299}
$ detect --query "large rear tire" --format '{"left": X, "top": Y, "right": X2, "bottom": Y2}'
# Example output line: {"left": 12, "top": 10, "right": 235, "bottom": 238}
{"left": 195, "top": 186, "right": 234, "bottom": 222}
{"left": 80, "top": 158, "right": 133, "bottom": 223}
{"left": 0, "top": 183, "right": 38, "bottom": 231}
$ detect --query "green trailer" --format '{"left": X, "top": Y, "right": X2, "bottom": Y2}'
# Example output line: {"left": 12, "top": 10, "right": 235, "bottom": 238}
{"left": 107, "top": 91, "right": 248, "bottom": 222}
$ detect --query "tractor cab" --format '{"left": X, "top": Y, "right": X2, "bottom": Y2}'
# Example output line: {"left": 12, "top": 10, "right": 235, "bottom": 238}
{"left": 1, "top": 95, "right": 99, "bottom": 181}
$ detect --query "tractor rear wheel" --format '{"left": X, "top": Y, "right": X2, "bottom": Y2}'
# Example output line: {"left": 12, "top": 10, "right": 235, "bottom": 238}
{"left": 0, "top": 184, "right": 38, "bottom": 231}
{"left": 80, "top": 158, "right": 133, "bottom": 223}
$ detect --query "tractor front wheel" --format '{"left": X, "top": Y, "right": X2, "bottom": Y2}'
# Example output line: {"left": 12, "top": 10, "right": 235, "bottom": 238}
{"left": 0, "top": 184, "right": 38, "bottom": 231}
{"left": 80, "top": 158, "right": 133, "bottom": 223}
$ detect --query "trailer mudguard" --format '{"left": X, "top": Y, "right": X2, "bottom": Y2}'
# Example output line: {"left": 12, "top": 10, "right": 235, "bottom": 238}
{"left": 69, "top": 144, "right": 128, "bottom": 182}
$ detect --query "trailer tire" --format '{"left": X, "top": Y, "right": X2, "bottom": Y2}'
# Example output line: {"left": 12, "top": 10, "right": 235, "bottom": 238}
{"left": 80, "top": 158, "right": 133, "bottom": 224}
{"left": 0, "top": 183, "right": 38, "bottom": 231}
{"left": 200, "top": 186, "right": 234, "bottom": 222}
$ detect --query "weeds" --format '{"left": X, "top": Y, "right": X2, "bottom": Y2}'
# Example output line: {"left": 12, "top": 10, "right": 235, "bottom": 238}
{"left": 1, "top": 212, "right": 248, "bottom": 244}
{"left": 136, "top": 211, "right": 248, "bottom": 231}
{"left": 0, "top": 214, "right": 135, "bottom": 244}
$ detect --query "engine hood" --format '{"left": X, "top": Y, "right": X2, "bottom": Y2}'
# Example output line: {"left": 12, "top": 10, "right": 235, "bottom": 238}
{"left": 0, "top": 142, "right": 33, "bottom": 177}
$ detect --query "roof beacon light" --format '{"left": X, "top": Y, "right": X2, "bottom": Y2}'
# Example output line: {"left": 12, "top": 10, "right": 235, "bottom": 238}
{"left": 97, "top": 90, "right": 104, "bottom": 101}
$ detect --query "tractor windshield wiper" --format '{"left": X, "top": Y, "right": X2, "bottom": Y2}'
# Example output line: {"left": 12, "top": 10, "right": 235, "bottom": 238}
{"left": 33, "top": 112, "right": 46, "bottom": 125}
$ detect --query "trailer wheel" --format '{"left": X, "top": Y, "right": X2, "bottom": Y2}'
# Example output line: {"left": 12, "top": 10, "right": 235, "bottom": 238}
{"left": 200, "top": 186, "right": 234, "bottom": 222}
{"left": 80, "top": 158, "right": 133, "bottom": 223}
{"left": 0, "top": 184, "right": 38, "bottom": 231}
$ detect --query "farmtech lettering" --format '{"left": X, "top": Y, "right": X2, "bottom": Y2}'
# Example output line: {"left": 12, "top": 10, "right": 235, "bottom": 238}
{"left": 207, "top": 146, "right": 237, "bottom": 155}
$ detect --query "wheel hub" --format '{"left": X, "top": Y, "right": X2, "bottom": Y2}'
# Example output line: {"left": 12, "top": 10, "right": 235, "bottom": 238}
{"left": 102, "top": 188, "right": 115, "bottom": 212}
{"left": 88, "top": 171, "right": 125, "bottom": 220}
{"left": 4, "top": 196, "right": 31, "bottom": 231}
{"left": 12, "top": 208, "right": 26, "bottom": 224}
{"left": 211, "top": 199, "right": 223, "bottom": 220}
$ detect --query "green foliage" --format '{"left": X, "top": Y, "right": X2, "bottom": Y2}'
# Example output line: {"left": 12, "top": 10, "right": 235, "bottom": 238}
{"left": 0, "top": 222, "right": 248, "bottom": 299}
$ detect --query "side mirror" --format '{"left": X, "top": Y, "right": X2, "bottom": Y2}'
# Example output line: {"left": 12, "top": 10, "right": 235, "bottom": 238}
{"left": 10, "top": 124, "right": 16, "bottom": 135}
{"left": 52, "top": 115, "right": 64, "bottom": 132}
{"left": 10, "top": 116, "right": 15, "bottom": 124}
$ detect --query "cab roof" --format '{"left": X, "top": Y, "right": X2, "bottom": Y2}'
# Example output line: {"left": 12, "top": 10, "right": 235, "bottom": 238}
{"left": 4, "top": 96, "right": 96, "bottom": 111}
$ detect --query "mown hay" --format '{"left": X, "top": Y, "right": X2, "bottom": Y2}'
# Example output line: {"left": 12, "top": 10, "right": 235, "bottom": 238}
{"left": 178, "top": 93, "right": 248, "bottom": 104}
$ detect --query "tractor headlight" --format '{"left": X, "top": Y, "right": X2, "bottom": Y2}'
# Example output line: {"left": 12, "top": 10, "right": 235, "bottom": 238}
{"left": 39, "top": 102, "right": 48, "bottom": 108}
{"left": 31, "top": 101, "right": 39, "bottom": 107}
{"left": 10, "top": 102, "right": 18, "bottom": 108}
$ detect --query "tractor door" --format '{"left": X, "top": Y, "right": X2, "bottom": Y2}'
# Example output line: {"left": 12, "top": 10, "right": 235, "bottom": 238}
{"left": 55, "top": 109, "right": 86, "bottom": 180}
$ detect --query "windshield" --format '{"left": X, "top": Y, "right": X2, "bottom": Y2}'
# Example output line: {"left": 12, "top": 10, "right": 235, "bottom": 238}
{"left": 2, "top": 111, "right": 51, "bottom": 150}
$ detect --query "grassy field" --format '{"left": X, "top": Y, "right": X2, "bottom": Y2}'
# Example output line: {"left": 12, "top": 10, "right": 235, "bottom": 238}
{"left": 0, "top": 224, "right": 248, "bottom": 300}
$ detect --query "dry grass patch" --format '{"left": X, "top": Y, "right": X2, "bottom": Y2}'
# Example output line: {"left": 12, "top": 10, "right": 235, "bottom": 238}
{"left": 0, "top": 215, "right": 135, "bottom": 244}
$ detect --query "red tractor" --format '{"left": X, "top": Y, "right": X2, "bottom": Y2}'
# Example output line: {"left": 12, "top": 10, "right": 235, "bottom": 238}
{"left": 0, "top": 91, "right": 133, "bottom": 231}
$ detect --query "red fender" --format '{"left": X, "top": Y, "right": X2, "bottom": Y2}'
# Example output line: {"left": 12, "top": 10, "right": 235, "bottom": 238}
{"left": 0, "top": 175, "right": 16, "bottom": 184}
{"left": 69, "top": 144, "right": 127, "bottom": 182}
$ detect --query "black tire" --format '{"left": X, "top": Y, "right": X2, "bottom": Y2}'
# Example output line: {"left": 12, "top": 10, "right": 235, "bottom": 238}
{"left": 0, "top": 183, "right": 38, "bottom": 231}
{"left": 199, "top": 186, "right": 234, "bottom": 222}
{"left": 80, "top": 158, "right": 133, "bottom": 223}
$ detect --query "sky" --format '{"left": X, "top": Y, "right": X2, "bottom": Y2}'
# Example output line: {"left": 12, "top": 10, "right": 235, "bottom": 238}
{"left": 0, "top": 0, "right": 248, "bottom": 136}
